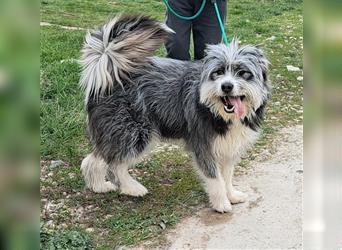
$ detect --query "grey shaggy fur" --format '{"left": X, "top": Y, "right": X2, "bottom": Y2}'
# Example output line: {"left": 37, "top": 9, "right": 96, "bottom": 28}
{"left": 79, "top": 15, "right": 270, "bottom": 211}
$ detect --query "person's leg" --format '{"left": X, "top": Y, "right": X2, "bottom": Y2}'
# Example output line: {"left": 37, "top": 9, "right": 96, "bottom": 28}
{"left": 193, "top": 0, "right": 227, "bottom": 60}
{"left": 165, "top": 0, "right": 192, "bottom": 60}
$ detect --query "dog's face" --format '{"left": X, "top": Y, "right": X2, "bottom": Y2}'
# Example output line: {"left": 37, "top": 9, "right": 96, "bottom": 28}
{"left": 199, "top": 39, "right": 270, "bottom": 121}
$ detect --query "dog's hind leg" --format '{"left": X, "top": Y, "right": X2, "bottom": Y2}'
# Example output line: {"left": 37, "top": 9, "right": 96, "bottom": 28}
{"left": 81, "top": 153, "right": 117, "bottom": 193}
{"left": 110, "top": 162, "right": 148, "bottom": 197}
{"left": 86, "top": 96, "right": 153, "bottom": 196}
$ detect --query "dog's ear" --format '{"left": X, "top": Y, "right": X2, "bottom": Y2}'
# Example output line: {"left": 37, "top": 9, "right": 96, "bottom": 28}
{"left": 254, "top": 45, "right": 269, "bottom": 82}
{"left": 203, "top": 44, "right": 227, "bottom": 63}
{"left": 201, "top": 43, "right": 228, "bottom": 82}
{"left": 238, "top": 45, "right": 269, "bottom": 82}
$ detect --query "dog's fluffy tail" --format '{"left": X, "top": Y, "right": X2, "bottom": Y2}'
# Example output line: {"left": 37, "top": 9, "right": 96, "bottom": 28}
{"left": 80, "top": 15, "right": 173, "bottom": 101}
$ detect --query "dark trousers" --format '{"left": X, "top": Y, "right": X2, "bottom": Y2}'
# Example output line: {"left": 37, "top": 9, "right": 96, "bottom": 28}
{"left": 165, "top": 0, "right": 227, "bottom": 60}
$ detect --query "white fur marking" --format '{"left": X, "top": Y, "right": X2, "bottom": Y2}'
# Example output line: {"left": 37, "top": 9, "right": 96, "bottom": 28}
{"left": 213, "top": 122, "right": 260, "bottom": 161}
{"left": 81, "top": 153, "right": 117, "bottom": 193}
{"left": 221, "top": 165, "right": 248, "bottom": 204}
{"left": 197, "top": 168, "right": 232, "bottom": 213}
{"left": 112, "top": 163, "right": 148, "bottom": 197}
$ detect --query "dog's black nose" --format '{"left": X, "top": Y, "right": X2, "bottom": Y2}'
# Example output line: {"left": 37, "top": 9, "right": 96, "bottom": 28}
{"left": 221, "top": 82, "right": 234, "bottom": 93}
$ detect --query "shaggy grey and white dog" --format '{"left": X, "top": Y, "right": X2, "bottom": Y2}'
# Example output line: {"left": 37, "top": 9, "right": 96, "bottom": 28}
{"left": 79, "top": 15, "right": 270, "bottom": 212}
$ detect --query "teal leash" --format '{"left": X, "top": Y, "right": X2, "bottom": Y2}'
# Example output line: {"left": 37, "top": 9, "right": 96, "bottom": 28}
{"left": 212, "top": 0, "right": 229, "bottom": 46}
{"left": 162, "top": 0, "right": 229, "bottom": 46}
{"left": 162, "top": 0, "right": 206, "bottom": 20}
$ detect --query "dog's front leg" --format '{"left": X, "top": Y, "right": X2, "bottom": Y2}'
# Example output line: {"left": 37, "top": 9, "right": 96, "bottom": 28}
{"left": 192, "top": 147, "right": 232, "bottom": 213}
{"left": 222, "top": 163, "right": 248, "bottom": 204}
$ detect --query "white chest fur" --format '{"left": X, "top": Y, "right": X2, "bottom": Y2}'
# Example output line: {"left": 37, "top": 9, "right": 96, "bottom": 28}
{"left": 212, "top": 122, "right": 260, "bottom": 163}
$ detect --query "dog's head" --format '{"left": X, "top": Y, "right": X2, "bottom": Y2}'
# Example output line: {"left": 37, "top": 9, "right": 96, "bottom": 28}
{"left": 199, "top": 38, "right": 270, "bottom": 122}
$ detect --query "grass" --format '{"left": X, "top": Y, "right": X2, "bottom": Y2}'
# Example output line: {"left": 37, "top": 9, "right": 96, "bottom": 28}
{"left": 40, "top": 0, "right": 303, "bottom": 248}
{"left": 41, "top": 148, "right": 205, "bottom": 248}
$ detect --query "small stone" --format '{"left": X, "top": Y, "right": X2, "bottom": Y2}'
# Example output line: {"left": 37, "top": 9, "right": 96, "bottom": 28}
{"left": 60, "top": 58, "right": 77, "bottom": 64}
{"left": 49, "top": 160, "right": 65, "bottom": 169}
{"left": 60, "top": 223, "right": 67, "bottom": 229}
{"left": 105, "top": 214, "right": 113, "bottom": 219}
{"left": 86, "top": 228, "right": 94, "bottom": 233}
{"left": 45, "top": 220, "right": 55, "bottom": 229}
{"left": 87, "top": 205, "right": 94, "bottom": 210}
{"left": 266, "top": 35, "right": 276, "bottom": 41}
{"left": 297, "top": 76, "right": 303, "bottom": 81}
{"left": 159, "top": 222, "right": 166, "bottom": 230}
{"left": 76, "top": 206, "right": 84, "bottom": 213}
{"left": 286, "top": 65, "right": 301, "bottom": 71}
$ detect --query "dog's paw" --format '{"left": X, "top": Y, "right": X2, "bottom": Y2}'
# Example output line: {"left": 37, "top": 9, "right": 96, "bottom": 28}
{"left": 211, "top": 195, "right": 232, "bottom": 213}
{"left": 92, "top": 181, "right": 117, "bottom": 193}
{"left": 228, "top": 190, "right": 248, "bottom": 204}
{"left": 120, "top": 180, "right": 148, "bottom": 197}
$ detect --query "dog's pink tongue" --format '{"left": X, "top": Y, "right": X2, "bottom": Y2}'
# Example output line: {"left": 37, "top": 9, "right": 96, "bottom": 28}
{"left": 228, "top": 97, "right": 245, "bottom": 118}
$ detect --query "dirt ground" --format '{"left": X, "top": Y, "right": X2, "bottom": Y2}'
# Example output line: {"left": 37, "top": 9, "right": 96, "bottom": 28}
{"left": 164, "top": 125, "right": 303, "bottom": 249}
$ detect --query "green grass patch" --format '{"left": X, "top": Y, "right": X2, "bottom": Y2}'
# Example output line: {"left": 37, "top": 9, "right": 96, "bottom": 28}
{"left": 40, "top": 228, "right": 93, "bottom": 249}
{"left": 41, "top": 149, "right": 205, "bottom": 248}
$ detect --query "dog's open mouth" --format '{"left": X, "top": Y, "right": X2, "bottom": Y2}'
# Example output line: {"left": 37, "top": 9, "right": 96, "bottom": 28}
{"left": 220, "top": 95, "right": 246, "bottom": 115}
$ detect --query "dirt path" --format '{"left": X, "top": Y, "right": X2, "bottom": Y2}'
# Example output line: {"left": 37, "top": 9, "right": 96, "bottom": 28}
{"left": 166, "top": 125, "right": 303, "bottom": 249}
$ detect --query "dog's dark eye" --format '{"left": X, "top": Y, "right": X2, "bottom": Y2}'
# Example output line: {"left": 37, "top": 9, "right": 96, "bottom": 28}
{"left": 210, "top": 68, "right": 225, "bottom": 80}
{"left": 215, "top": 69, "right": 225, "bottom": 75}
{"left": 239, "top": 70, "right": 253, "bottom": 80}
